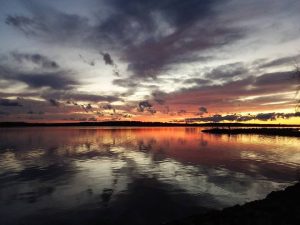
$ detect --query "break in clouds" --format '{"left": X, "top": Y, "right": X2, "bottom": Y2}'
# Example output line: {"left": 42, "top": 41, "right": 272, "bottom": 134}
{"left": 1, "top": 0, "right": 300, "bottom": 122}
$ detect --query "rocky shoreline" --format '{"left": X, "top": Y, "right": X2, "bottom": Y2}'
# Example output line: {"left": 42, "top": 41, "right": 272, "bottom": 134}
{"left": 165, "top": 182, "right": 300, "bottom": 225}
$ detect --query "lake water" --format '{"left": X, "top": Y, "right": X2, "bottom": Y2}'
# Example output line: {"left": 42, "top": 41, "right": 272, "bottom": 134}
{"left": 0, "top": 127, "right": 299, "bottom": 225}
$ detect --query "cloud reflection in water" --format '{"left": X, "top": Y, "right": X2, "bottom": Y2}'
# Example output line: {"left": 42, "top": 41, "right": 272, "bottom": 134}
{"left": 0, "top": 127, "right": 299, "bottom": 225}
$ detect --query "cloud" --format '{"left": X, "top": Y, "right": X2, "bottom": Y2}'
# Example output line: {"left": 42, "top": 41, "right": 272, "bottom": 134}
{"left": 5, "top": 0, "right": 244, "bottom": 80}
{"left": 48, "top": 98, "right": 60, "bottom": 107}
{"left": 85, "top": 103, "right": 92, "bottom": 110}
{"left": 100, "top": 52, "right": 120, "bottom": 76}
{"left": 27, "top": 110, "right": 44, "bottom": 115}
{"left": 5, "top": 5, "right": 90, "bottom": 43}
{"left": 112, "top": 78, "right": 138, "bottom": 88}
{"left": 81, "top": 103, "right": 93, "bottom": 112}
{"left": 255, "top": 113, "right": 276, "bottom": 121}
{"left": 17, "top": 72, "right": 78, "bottom": 90}
{"left": 163, "top": 70, "right": 297, "bottom": 113}
{"left": 198, "top": 106, "right": 208, "bottom": 115}
{"left": 138, "top": 101, "right": 152, "bottom": 112}
{"left": 154, "top": 98, "right": 165, "bottom": 105}
{"left": 185, "top": 114, "right": 235, "bottom": 123}
{"left": 2, "top": 0, "right": 300, "bottom": 122}
{"left": 205, "top": 62, "right": 248, "bottom": 80}
{"left": 11, "top": 52, "right": 59, "bottom": 69}
{"left": 5, "top": 15, "right": 35, "bottom": 35}
{"left": 101, "top": 52, "right": 114, "bottom": 66}
{"left": 0, "top": 63, "right": 78, "bottom": 90}
{"left": 123, "top": 25, "right": 243, "bottom": 79}
{"left": 177, "top": 109, "right": 187, "bottom": 115}
{"left": 42, "top": 91, "right": 121, "bottom": 103}
{"left": 258, "top": 54, "right": 300, "bottom": 69}
{"left": 79, "top": 54, "right": 95, "bottom": 66}
{"left": 185, "top": 112, "right": 300, "bottom": 123}
{"left": 183, "top": 78, "right": 211, "bottom": 86}
{"left": 0, "top": 98, "right": 22, "bottom": 107}
{"left": 137, "top": 100, "right": 156, "bottom": 114}
{"left": 152, "top": 90, "right": 167, "bottom": 105}
{"left": 101, "top": 104, "right": 113, "bottom": 110}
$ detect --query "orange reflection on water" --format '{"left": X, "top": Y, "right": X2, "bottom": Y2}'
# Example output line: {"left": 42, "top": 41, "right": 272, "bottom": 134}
{"left": 1, "top": 127, "right": 299, "bottom": 176}
{"left": 1, "top": 127, "right": 300, "bottom": 225}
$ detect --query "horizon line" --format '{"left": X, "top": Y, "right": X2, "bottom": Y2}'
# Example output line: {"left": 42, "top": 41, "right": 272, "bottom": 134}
{"left": 1, "top": 121, "right": 300, "bottom": 127}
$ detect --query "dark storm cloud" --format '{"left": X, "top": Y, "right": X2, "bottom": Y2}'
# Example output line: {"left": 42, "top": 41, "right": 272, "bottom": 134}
{"left": 100, "top": 52, "right": 120, "bottom": 77}
{"left": 41, "top": 91, "right": 122, "bottom": 103}
{"left": 5, "top": 15, "right": 35, "bottom": 35}
{"left": 183, "top": 62, "right": 249, "bottom": 87}
{"left": 17, "top": 72, "right": 78, "bottom": 90}
{"left": 198, "top": 106, "right": 208, "bottom": 115}
{"left": 81, "top": 103, "right": 93, "bottom": 112}
{"left": 113, "top": 77, "right": 159, "bottom": 92}
{"left": 0, "top": 97, "right": 106, "bottom": 121}
{"left": 137, "top": 100, "right": 156, "bottom": 114}
{"left": 138, "top": 101, "right": 152, "bottom": 112}
{"left": 123, "top": 24, "right": 243, "bottom": 79}
{"left": 164, "top": 70, "right": 297, "bottom": 112}
{"left": 186, "top": 114, "right": 239, "bottom": 123}
{"left": 258, "top": 54, "right": 300, "bottom": 69}
{"left": 185, "top": 112, "right": 300, "bottom": 123}
{"left": 86, "top": 103, "right": 92, "bottom": 110}
{"left": 183, "top": 78, "right": 212, "bottom": 85}
{"left": 0, "top": 92, "right": 38, "bottom": 98}
{"left": 186, "top": 71, "right": 295, "bottom": 98}
{"left": 152, "top": 91, "right": 167, "bottom": 105}
{"left": 101, "top": 52, "right": 114, "bottom": 66}
{"left": 254, "top": 71, "right": 294, "bottom": 87}
{"left": 5, "top": 0, "right": 244, "bottom": 79}
{"left": 102, "top": 0, "right": 217, "bottom": 28}
{"left": 112, "top": 78, "right": 138, "bottom": 88}
{"left": 255, "top": 113, "right": 276, "bottom": 121}
{"left": 0, "top": 98, "right": 22, "bottom": 107}
{"left": 102, "top": 104, "right": 113, "bottom": 110}
{"left": 205, "top": 62, "right": 248, "bottom": 80}
{"left": 67, "top": 93, "right": 121, "bottom": 103}
{"left": 113, "top": 78, "right": 163, "bottom": 98}
{"left": 27, "top": 110, "right": 44, "bottom": 115}
{"left": 0, "top": 63, "right": 78, "bottom": 90}
{"left": 153, "top": 98, "right": 165, "bottom": 105}
{"left": 11, "top": 52, "right": 59, "bottom": 69}
{"left": 49, "top": 98, "right": 60, "bottom": 107}
{"left": 5, "top": 5, "right": 90, "bottom": 43}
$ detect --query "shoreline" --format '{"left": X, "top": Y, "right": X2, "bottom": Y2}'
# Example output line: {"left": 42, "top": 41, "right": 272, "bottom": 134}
{"left": 202, "top": 128, "right": 300, "bottom": 137}
{"left": 165, "top": 181, "right": 300, "bottom": 225}
{"left": 1, "top": 121, "right": 300, "bottom": 128}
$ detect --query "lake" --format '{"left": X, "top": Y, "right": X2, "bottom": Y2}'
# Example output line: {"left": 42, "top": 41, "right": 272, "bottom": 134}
{"left": 0, "top": 127, "right": 299, "bottom": 225}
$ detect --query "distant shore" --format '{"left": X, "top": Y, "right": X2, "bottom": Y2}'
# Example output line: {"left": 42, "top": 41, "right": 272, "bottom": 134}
{"left": 1, "top": 121, "right": 300, "bottom": 128}
{"left": 166, "top": 181, "right": 300, "bottom": 225}
{"left": 202, "top": 128, "right": 300, "bottom": 137}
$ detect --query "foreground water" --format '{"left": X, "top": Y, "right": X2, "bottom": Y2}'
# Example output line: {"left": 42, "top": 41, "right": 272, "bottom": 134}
{"left": 0, "top": 127, "right": 299, "bottom": 225}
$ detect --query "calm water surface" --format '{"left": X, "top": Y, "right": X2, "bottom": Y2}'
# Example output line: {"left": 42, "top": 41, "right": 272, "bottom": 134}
{"left": 0, "top": 127, "right": 299, "bottom": 225}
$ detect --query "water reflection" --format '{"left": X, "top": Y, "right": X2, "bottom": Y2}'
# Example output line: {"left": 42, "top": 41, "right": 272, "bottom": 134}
{"left": 0, "top": 127, "right": 299, "bottom": 225}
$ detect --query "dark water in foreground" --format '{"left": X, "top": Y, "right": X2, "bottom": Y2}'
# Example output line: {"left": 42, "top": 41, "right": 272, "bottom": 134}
{"left": 0, "top": 127, "right": 299, "bottom": 225}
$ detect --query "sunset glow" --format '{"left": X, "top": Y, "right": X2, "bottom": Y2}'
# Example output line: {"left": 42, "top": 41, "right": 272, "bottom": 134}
{"left": 1, "top": 0, "right": 300, "bottom": 124}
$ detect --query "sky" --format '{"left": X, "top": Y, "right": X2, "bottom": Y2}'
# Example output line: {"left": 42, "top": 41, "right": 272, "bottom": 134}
{"left": 0, "top": 0, "right": 300, "bottom": 123}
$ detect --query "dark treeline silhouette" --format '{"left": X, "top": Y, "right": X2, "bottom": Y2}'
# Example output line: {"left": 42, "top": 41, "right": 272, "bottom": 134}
{"left": 202, "top": 128, "right": 300, "bottom": 137}
{"left": 1, "top": 121, "right": 300, "bottom": 127}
